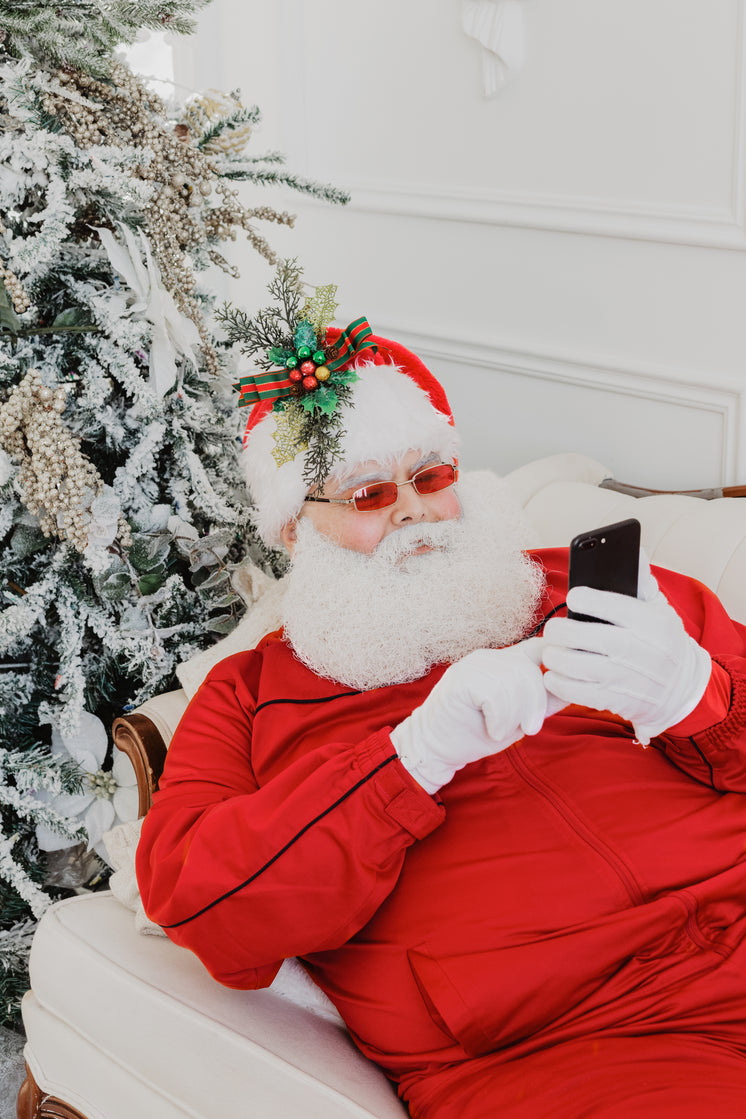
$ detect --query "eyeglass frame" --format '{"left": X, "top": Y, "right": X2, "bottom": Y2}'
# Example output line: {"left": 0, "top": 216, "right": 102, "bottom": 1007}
{"left": 304, "top": 462, "right": 458, "bottom": 512}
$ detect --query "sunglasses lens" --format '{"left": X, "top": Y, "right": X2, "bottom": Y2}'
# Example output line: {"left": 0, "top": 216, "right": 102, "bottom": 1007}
{"left": 350, "top": 465, "right": 456, "bottom": 510}
{"left": 412, "top": 464, "right": 456, "bottom": 494}
{"left": 353, "top": 482, "right": 398, "bottom": 511}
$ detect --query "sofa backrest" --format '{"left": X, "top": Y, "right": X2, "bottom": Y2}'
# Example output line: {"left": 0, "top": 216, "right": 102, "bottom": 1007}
{"left": 503, "top": 454, "right": 746, "bottom": 626}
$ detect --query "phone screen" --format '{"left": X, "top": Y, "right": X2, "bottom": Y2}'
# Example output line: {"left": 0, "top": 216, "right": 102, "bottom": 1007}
{"left": 568, "top": 518, "right": 641, "bottom": 622}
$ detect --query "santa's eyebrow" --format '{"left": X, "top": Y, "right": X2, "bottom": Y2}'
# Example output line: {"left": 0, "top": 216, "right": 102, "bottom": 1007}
{"left": 339, "top": 469, "right": 392, "bottom": 492}
{"left": 336, "top": 453, "right": 442, "bottom": 495}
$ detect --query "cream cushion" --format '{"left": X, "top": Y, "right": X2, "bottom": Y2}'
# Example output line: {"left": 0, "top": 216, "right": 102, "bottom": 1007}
{"left": 504, "top": 454, "right": 746, "bottom": 624}
{"left": 24, "top": 893, "right": 407, "bottom": 1119}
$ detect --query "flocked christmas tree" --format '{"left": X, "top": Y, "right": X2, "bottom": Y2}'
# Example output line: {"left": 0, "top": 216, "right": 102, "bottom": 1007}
{"left": 0, "top": 0, "right": 347, "bottom": 1025}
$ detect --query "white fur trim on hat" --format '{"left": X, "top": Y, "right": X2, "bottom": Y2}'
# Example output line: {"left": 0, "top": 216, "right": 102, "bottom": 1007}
{"left": 242, "top": 361, "right": 460, "bottom": 548}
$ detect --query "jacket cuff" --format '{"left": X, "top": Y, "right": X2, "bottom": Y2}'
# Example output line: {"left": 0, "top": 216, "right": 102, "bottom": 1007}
{"left": 666, "top": 660, "right": 731, "bottom": 737}
{"left": 354, "top": 728, "right": 445, "bottom": 840}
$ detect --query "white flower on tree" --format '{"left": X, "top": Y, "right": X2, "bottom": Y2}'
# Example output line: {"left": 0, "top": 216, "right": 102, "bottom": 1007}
{"left": 33, "top": 712, "right": 137, "bottom": 862}
{"left": 95, "top": 223, "right": 200, "bottom": 398}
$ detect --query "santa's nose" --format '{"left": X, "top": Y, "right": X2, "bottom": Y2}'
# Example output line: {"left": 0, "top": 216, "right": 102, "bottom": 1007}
{"left": 391, "top": 480, "right": 428, "bottom": 524}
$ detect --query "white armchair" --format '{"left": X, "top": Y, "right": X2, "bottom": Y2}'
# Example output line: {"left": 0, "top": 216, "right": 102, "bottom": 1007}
{"left": 17, "top": 454, "right": 746, "bottom": 1119}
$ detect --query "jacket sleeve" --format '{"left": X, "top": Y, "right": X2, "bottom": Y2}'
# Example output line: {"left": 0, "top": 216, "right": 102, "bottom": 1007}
{"left": 653, "top": 566, "right": 746, "bottom": 792}
{"left": 135, "top": 651, "right": 445, "bottom": 990}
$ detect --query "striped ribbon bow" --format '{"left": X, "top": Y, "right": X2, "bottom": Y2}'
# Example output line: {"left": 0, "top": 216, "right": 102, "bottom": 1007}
{"left": 234, "top": 368, "right": 295, "bottom": 408}
{"left": 234, "top": 316, "right": 377, "bottom": 408}
{"left": 326, "top": 316, "right": 376, "bottom": 371}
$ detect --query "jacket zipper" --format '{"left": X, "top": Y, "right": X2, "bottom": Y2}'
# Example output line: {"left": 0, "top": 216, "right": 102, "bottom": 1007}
{"left": 508, "top": 746, "right": 646, "bottom": 908}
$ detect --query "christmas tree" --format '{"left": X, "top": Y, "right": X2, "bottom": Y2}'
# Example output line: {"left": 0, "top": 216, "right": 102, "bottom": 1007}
{"left": 0, "top": 0, "right": 347, "bottom": 1025}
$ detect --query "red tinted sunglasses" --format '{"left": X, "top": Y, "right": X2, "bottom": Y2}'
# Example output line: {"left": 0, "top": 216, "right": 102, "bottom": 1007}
{"left": 305, "top": 463, "right": 458, "bottom": 512}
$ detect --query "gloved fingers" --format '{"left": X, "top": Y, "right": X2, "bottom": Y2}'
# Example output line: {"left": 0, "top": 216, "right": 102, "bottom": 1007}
{"left": 542, "top": 642, "right": 669, "bottom": 693}
{"left": 519, "top": 664, "right": 550, "bottom": 736}
{"left": 542, "top": 644, "right": 607, "bottom": 684}
{"left": 461, "top": 645, "right": 543, "bottom": 702}
{"left": 564, "top": 585, "right": 674, "bottom": 637}
{"left": 545, "top": 692, "right": 568, "bottom": 718}
{"left": 517, "top": 635, "right": 546, "bottom": 666}
{"left": 446, "top": 648, "right": 497, "bottom": 683}
{"left": 544, "top": 613, "right": 644, "bottom": 659}
{"left": 519, "top": 635, "right": 568, "bottom": 718}
{"left": 544, "top": 614, "right": 611, "bottom": 654}
{"left": 637, "top": 546, "right": 660, "bottom": 603}
{"left": 543, "top": 626, "right": 673, "bottom": 685}
{"left": 480, "top": 659, "right": 548, "bottom": 740}
{"left": 521, "top": 637, "right": 570, "bottom": 717}
{"left": 542, "top": 669, "right": 598, "bottom": 708}
{"left": 542, "top": 668, "right": 656, "bottom": 713}
{"left": 543, "top": 661, "right": 664, "bottom": 708}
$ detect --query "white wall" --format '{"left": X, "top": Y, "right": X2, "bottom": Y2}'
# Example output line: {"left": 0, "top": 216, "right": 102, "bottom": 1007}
{"left": 175, "top": 0, "right": 746, "bottom": 488}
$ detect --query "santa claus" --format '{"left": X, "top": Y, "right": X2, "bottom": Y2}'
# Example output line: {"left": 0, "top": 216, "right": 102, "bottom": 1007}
{"left": 138, "top": 327, "right": 746, "bottom": 1118}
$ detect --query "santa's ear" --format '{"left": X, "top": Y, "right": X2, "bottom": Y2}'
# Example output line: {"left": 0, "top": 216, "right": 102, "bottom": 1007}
{"left": 280, "top": 518, "right": 298, "bottom": 556}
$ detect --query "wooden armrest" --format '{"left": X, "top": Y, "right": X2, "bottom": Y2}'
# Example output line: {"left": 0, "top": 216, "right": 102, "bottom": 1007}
{"left": 112, "top": 689, "right": 189, "bottom": 817}
{"left": 601, "top": 478, "right": 746, "bottom": 500}
{"left": 112, "top": 713, "right": 168, "bottom": 818}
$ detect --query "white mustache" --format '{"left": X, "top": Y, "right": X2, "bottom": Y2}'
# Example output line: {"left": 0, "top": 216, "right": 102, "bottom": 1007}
{"left": 373, "top": 519, "right": 461, "bottom": 563}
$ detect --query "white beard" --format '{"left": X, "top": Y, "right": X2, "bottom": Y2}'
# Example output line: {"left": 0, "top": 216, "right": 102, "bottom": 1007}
{"left": 281, "top": 472, "right": 546, "bottom": 690}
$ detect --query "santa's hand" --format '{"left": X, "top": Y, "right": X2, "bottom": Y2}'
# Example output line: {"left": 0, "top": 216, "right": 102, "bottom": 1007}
{"left": 391, "top": 639, "right": 549, "bottom": 794}
{"left": 542, "top": 562, "right": 711, "bottom": 745}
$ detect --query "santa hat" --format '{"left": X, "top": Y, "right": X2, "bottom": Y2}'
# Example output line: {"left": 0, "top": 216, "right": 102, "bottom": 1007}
{"left": 242, "top": 331, "right": 460, "bottom": 548}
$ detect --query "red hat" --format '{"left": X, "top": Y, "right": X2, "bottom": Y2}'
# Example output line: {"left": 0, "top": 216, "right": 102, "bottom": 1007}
{"left": 242, "top": 333, "right": 460, "bottom": 548}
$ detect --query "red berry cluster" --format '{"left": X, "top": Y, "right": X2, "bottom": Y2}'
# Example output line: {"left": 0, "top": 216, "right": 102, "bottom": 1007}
{"left": 286, "top": 346, "right": 331, "bottom": 394}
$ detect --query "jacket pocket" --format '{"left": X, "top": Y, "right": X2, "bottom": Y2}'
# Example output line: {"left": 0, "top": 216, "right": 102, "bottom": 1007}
{"left": 407, "top": 896, "right": 700, "bottom": 1058}
{"left": 408, "top": 946, "right": 495, "bottom": 1057}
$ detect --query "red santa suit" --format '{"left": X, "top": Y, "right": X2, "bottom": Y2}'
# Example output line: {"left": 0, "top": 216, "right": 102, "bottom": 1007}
{"left": 136, "top": 550, "right": 746, "bottom": 1118}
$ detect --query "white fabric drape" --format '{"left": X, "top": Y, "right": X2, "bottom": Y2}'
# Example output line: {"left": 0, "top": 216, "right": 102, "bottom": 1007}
{"left": 461, "top": 0, "right": 527, "bottom": 95}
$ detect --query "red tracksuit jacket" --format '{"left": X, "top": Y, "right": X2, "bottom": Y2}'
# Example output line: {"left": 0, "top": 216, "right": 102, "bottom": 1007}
{"left": 137, "top": 550, "right": 746, "bottom": 1117}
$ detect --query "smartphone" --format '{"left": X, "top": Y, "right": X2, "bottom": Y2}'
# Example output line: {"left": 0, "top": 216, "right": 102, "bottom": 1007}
{"left": 568, "top": 518, "right": 641, "bottom": 622}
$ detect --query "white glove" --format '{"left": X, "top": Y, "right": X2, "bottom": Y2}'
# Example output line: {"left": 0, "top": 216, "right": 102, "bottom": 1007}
{"left": 391, "top": 639, "right": 550, "bottom": 794}
{"left": 542, "top": 559, "right": 711, "bottom": 745}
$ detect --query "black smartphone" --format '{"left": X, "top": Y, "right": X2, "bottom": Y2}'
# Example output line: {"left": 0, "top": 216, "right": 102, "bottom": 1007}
{"left": 568, "top": 518, "right": 641, "bottom": 622}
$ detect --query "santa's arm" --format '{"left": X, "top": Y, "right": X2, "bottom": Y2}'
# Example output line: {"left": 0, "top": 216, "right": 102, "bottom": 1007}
{"left": 542, "top": 561, "right": 746, "bottom": 791}
{"left": 136, "top": 656, "right": 443, "bottom": 990}
{"left": 652, "top": 568, "right": 746, "bottom": 790}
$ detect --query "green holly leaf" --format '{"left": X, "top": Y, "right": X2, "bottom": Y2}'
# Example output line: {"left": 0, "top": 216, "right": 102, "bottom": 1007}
{"left": 294, "top": 320, "right": 316, "bottom": 350}
{"left": 331, "top": 368, "right": 359, "bottom": 387}
{"left": 267, "top": 345, "right": 294, "bottom": 366}
{"left": 300, "top": 385, "right": 340, "bottom": 416}
{"left": 314, "top": 386, "right": 339, "bottom": 415}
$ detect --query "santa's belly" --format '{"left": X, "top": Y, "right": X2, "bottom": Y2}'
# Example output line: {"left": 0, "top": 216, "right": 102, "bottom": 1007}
{"left": 306, "top": 709, "right": 746, "bottom": 1076}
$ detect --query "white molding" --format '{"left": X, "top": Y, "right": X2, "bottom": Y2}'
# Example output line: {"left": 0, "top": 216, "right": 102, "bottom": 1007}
{"left": 375, "top": 324, "right": 746, "bottom": 485}
{"left": 729, "top": 0, "right": 746, "bottom": 231}
{"left": 325, "top": 178, "right": 746, "bottom": 251}
{"left": 301, "top": 0, "right": 746, "bottom": 251}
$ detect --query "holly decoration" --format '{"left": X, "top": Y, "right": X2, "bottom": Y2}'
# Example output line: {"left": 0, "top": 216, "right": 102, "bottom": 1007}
{"left": 268, "top": 321, "right": 332, "bottom": 393}
{"left": 219, "top": 260, "right": 377, "bottom": 488}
